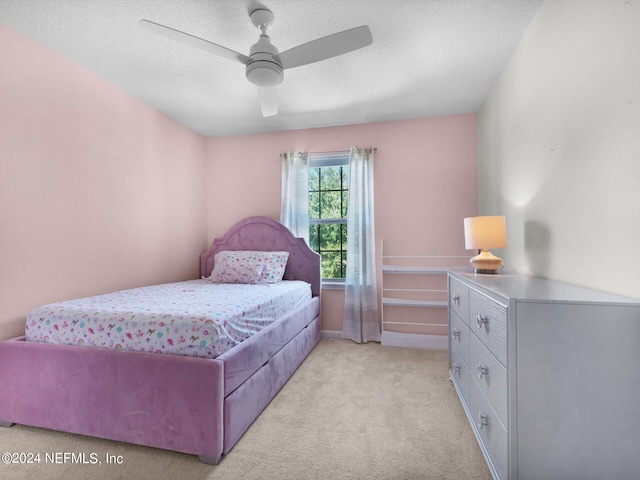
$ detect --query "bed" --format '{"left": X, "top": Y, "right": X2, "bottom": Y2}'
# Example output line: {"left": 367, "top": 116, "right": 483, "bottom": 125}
{"left": 0, "top": 216, "right": 321, "bottom": 464}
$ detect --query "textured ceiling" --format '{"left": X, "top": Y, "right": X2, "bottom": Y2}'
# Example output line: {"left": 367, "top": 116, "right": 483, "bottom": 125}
{"left": 0, "top": 0, "right": 542, "bottom": 138}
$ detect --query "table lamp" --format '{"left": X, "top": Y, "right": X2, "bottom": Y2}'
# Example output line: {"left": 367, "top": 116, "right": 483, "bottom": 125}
{"left": 464, "top": 216, "right": 507, "bottom": 274}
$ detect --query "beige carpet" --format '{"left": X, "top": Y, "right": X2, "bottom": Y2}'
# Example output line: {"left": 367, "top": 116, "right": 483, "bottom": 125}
{"left": 0, "top": 339, "right": 491, "bottom": 480}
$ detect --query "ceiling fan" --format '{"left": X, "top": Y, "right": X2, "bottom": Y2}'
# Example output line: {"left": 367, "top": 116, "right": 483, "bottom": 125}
{"left": 140, "top": 7, "right": 372, "bottom": 117}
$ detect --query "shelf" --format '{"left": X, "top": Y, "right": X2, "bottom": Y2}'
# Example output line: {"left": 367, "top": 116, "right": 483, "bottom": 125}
{"left": 382, "top": 265, "right": 448, "bottom": 274}
{"left": 380, "top": 242, "right": 469, "bottom": 347}
{"left": 382, "top": 265, "right": 469, "bottom": 274}
{"left": 382, "top": 297, "right": 448, "bottom": 308}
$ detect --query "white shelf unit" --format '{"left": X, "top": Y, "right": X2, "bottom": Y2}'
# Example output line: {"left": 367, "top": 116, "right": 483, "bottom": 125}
{"left": 380, "top": 242, "right": 469, "bottom": 349}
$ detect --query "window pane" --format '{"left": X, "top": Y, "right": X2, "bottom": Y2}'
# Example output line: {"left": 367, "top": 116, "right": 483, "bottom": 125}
{"left": 342, "top": 166, "right": 349, "bottom": 190}
{"left": 322, "top": 252, "right": 343, "bottom": 279}
{"left": 309, "top": 224, "right": 319, "bottom": 251}
{"left": 320, "top": 191, "right": 342, "bottom": 219}
{"left": 341, "top": 190, "right": 349, "bottom": 218}
{"left": 318, "top": 224, "right": 341, "bottom": 251}
{"left": 309, "top": 192, "right": 320, "bottom": 219}
{"left": 308, "top": 168, "right": 320, "bottom": 192}
{"left": 316, "top": 224, "right": 347, "bottom": 279}
{"left": 341, "top": 225, "right": 347, "bottom": 278}
{"left": 320, "top": 166, "right": 341, "bottom": 190}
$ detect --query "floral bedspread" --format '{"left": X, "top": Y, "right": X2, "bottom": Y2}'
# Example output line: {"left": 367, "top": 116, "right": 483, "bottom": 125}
{"left": 25, "top": 280, "right": 311, "bottom": 359}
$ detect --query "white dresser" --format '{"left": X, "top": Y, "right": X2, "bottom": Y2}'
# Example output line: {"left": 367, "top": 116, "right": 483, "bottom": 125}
{"left": 448, "top": 270, "right": 640, "bottom": 480}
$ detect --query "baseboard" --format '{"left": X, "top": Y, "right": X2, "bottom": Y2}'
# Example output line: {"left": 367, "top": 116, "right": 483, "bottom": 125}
{"left": 322, "top": 330, "right": 448, "bottom": 350}
{"left": 381, "top": 331, "right": 448, "bottom": 350}
{"left": 320, "top": 330, "right": 343, "bottom": 339}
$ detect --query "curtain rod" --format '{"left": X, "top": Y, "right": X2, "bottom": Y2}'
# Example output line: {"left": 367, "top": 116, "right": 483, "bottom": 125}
{"left": 280, "top": 147, "right": 377, "bottom": 157}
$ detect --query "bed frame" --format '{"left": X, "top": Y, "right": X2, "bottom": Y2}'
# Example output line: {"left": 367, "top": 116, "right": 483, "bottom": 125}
{"left": 0, "top": 216, "right": 321, "bottom": 464}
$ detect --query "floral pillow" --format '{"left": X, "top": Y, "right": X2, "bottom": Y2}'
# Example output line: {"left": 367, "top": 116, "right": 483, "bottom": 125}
{"left": 208, "top": 251, "right": 265, "bottom": 284}
{"left": 259, "top": 251, "right": 290, "bottom": 283}
{"left": 208, "top": 251, "right": 290, "bottom": 284}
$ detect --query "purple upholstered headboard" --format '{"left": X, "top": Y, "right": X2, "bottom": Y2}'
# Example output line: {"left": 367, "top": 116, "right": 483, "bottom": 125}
{"left": 201, "top": 216, "right": 321, "bottom": 297}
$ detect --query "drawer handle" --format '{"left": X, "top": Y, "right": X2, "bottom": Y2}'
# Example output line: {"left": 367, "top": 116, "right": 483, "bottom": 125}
{"left": 476, "top": 362, "right": 488, "bottom": 379}
{"left": 452, "top": 363, "right": 460, "bottom": 376}
{"left": 477, "top": 411, "right": 488, "bottom": 429}
{"left": 452, "top": 328, "right": 461, "bottom": 341}
{"left": 475, "top": 312, "right": 488, "bottom": 329}
{"left": 451, "top": 294, "right": 460, "bottom": 305}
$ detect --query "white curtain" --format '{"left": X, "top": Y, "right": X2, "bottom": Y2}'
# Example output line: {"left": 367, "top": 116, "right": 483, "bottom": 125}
{"left": 280, "top": 151, "right": 309, "bottom": 243}
{"left": 342, "top": 147, "right": 380, "bottom": 343}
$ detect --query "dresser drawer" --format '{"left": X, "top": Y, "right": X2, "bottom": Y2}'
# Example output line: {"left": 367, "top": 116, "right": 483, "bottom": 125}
{"left": 450, "top": 344, "right": 470, "bottom": 405}
{"left": 470, "top": 289, "right": 507, "bottom": 366}
{"left": 449, "top": 277, "right": 469, "bottom": 324}
{"left": 449, "top": 309, "right": 470, "bottom": 367}
{"left": 469, "top": 378, "right": 508, "bottom": 480}
{"left": 470, "top": 333, "right": 507, "bottom": 428}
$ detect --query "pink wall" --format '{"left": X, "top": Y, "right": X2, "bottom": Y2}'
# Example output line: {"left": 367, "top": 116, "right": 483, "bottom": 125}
{"left": 0, "top": 22, "right": 477, "bottom": 340}
{"left": 206, "top": 115, "right": 478, "bottom": 332}
{"left": 0, "top": 24, "right": 208, "bottom": 340}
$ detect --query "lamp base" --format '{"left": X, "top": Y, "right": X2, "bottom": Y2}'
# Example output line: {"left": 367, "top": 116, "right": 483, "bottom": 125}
{"left": 470, "top": 249, "right": 503, "bottom": 274}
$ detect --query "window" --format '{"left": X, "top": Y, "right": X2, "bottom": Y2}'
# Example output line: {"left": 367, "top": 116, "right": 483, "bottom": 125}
{"left": 307, "top": 154, "right": 349, "bottom": 281}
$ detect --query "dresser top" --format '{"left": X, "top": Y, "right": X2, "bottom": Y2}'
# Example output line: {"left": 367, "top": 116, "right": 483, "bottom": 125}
{"left": 449, "top": 270, "right": 640, "bottom": 306}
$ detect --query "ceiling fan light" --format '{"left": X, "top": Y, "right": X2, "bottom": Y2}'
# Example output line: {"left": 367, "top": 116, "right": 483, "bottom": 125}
{"left": 246, "top": 61, "right": 283, "bottom": 87}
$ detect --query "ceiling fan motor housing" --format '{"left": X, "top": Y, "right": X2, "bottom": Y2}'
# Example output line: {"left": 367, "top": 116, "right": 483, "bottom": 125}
{"left": 246, "top": 9, "right": 283, "bottom": 88}
{"left": 246, "top": 51, "right": 283, "bottom": 87}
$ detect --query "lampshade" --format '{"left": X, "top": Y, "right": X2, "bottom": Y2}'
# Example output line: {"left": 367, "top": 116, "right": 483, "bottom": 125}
{"left": 463, "top": 216, "right": 507, "bottom": 274}
{"left": 464, "top": 216, "right": 507, "bottom": 250}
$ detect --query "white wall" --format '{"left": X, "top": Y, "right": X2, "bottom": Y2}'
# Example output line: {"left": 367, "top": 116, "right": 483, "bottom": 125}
{"left": 478, "top": 0, "right": 640, "bottom": 298}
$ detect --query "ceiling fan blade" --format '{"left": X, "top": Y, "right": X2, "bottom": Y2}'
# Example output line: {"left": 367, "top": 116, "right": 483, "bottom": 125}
{"left": 140, "top": 19, "right": 251, "bottom": 65}
{"left": 278, "top": 25, "right": 372, "bottom": 70}
{"left": 258, "top": 87, "right": 278, "bottom": 117}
